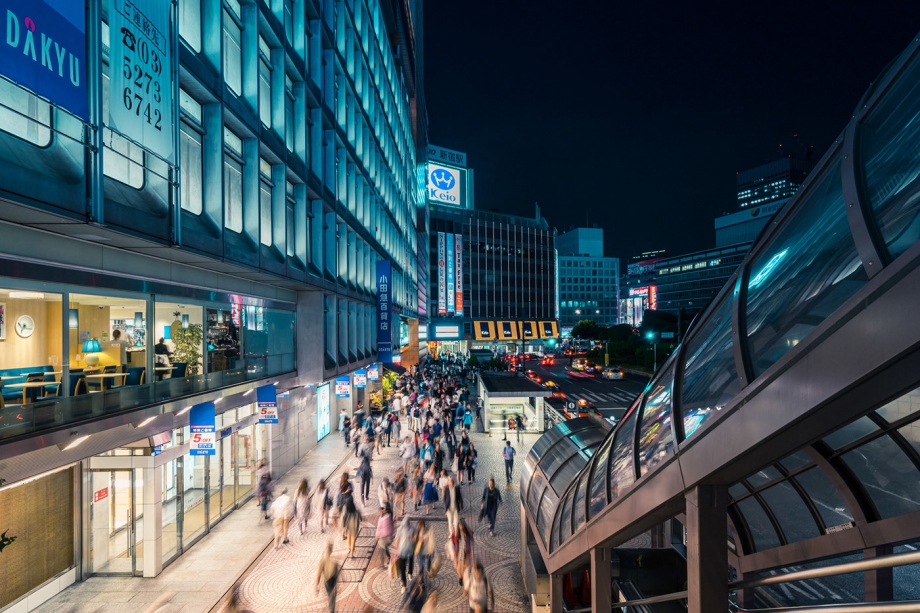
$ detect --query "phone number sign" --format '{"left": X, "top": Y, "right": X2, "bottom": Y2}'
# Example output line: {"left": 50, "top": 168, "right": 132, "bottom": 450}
{"left": 109, "top": 0, "right": 173, "bottom": 161}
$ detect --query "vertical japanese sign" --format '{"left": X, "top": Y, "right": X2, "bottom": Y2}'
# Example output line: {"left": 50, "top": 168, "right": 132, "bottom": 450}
{"left": 189, "top": 401, "right": 215, "bottom": 456}
{"left": 455, "top": 234, "right": 463, "bottom": 316}
{"left": 446, "top": 233, "right": 455, "bottom": 313}
{"left": 437, "top": 232, "right": 446, "bottom": 315}
{"left": 109, "top": 0, "right": 174, "bottom": 161}
{"left": 377, "top": 260, "right": 393, "bottom": 362}
{"left": 316, "top": 383, "right": 330, "bottom": 441}
{"left": 367, "top": 363, "right": 379, "bottom": 381}
{"left": 354, "top": 369, "right": 367, "bottom": 388}
{"left": 256, "top": 384, "right": 278, "bottom": 424}
{"left": 335, "top": 376, "right": 351, "bottom": 398}
{"left": 0, "top": 0, "right": 87, "bottom": 119}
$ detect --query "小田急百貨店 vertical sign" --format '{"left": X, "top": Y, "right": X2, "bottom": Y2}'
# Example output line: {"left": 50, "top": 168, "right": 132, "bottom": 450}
{"left": 446, "top": 233, "right": 455, "bottom": 312}
{"left": 377, "top": 260, "right": 393, "bottom": 362}
{"left": 0, "top": 0, "right": 88, "bottom": 119}
{"left": 455, "top": 234, "right": 463, "bottom": 316}
{"left": 108, "top": 0, "right": 174, "bottom": 161}
{"left": 437, "top": 233, "right": 446, "bottom": 315}
{"left": 189, "top": 401, "right": 215, "bottom": 456}
{"left": 257, "top": 384, "right": 278, "bottom": 424}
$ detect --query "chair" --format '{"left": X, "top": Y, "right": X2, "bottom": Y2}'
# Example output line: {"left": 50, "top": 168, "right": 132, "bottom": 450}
{"left": 23, "top": 373, "right": 45, "bottom": 403}
{"left": 124, "top": 367, "right": 146, "bottom": 386}
{"left": 170, "top": 362, "right": 187, "bottom": 379}
{"left": 87, "top": 365, "right": 117, "bottom": 392}
{"left": 69, "top": 374, "right": 87, "bottom": 396}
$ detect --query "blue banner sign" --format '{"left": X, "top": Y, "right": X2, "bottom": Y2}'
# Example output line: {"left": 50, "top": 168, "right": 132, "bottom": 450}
{"left": 1, "top": 0, "right": 88, "bottom": 119}
{"left": 377, "top": 260, "right": 393, "bottom": 362}
{"left": 367, "top": 364, "right": 379, "bottom": 381}
{"left": 189, "top": 401, "right": 215, "bottom": 456}
{"left": 354, "top": 369, "right": 367, "bottom": 388}
{"left": 257, "top": 384, "right": 278, "bottom": 424}
{"left": 335, "top": 376, "right": 351, "bottom": 398}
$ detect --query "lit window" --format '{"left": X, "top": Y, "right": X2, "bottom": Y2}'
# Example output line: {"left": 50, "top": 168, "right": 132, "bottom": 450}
{"left": 259, "top": 36, "right": 272, "bottom": 128}
{"left": 179, "top": 0, "right": 202, "bottom": 52}
{"left": 260, "top": 157, "right": 273, "bottom": 246}
{"left": 223, "top": 8, "right": 242, "bottom": 96}
{"left": 223, "top": 128, "right": 243, "bottom": 233}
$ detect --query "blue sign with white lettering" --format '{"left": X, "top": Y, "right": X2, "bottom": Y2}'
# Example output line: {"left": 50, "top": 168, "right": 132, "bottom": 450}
{"left": 0, "top": 0, "right": 88, "bottom": 119}
{"left": 257, "top": 384, "right": 278, "bottom": 424}
{"left": 377, "top": 260, "right": 393, "bottom": 363}
{"left": 189, "top": 401, "right": 215, "bottom": 456}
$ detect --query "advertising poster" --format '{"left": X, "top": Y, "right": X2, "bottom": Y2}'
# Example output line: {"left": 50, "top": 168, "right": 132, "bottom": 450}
{"left": 316, "top": 383, "right": 330, "bottom": 441}
{"left": 0, "top": 0, "right": 87, "bottom": 119}
{"left": 189, "top": 401, "right": 215, "bottom": 456}
{"left": 367, "top": 363, "right": 379, "bottom": 381}
{"left": 446, "top": 232, "right": 455, "bottom": 312}
{"left": 335, "top": 376, "right": 351, "bottom": 398}
{"left": 256, "top": 384, "right": 278, "bottom": 424}
{"left": 455, "top": 233, "right": 463, "bottom": 315}
{"left": 108, "top": 0, "right": 174, "bottom": 161}
{"left": 428, "top": 163, "right": 462, "bottom": 205}
{"left": 437, "top": 232, "right": 446, "bottom": 314}
{"left": 377, "top": 260, "right": 393, "bottom": 362}
{"left": 354, "top": 369, "right": 367, "bottom": 388}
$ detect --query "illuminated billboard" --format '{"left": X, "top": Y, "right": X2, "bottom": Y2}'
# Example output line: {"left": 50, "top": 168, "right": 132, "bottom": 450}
{"left": 428, "top": 163, "right": 468, "bottom": 208}
{"left": 622, "top": 285, "right": 658, "bottom": 326}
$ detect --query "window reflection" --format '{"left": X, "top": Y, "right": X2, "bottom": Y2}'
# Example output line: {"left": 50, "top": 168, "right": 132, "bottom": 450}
{"left": 638, "top": 368, "right": 675, "bottom": 476}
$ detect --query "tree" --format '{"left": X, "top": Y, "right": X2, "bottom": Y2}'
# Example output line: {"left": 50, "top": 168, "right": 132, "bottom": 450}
{"left": 571, "top": 319, "right": 602, "bottom": 340}
{"left": 173, "top": 323, "right": 203, "bottom": 375}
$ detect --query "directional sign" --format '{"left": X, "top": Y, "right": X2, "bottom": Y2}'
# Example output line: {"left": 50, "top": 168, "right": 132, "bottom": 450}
{"left": 661, "top": 332, "right": 675, "bottom": 339}
{"left": 566, "top": 401, "right": 576, "bottom": 411}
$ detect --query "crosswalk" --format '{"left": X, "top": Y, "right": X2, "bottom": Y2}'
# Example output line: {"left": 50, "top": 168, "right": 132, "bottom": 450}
{"left": 566, "top": 390, "right": 637, "bottom": 407}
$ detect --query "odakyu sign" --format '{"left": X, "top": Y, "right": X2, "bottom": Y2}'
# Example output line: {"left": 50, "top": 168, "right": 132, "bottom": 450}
{"left": 428, "top": 163, "right": 465, "bottom": 206}
{"left": 1, "top": 0, "right": 88, "bottom": 119}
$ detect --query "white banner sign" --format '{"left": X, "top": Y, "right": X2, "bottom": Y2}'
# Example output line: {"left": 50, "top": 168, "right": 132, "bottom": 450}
{"left": 109, "top": 0, "right": 174, "bottom": 161}
{"left": 437, "top": 232, "right": 446, "bottom": 314}
{"left": 455, "top": 233, "right": 463, "bottom": 315}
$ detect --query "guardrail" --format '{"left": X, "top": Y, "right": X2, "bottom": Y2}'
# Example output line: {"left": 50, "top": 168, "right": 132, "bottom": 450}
{"left": 545, "top": 404, "right": 566, "bottom": 431}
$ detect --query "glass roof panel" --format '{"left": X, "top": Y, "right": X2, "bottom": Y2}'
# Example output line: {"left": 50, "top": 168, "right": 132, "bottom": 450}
{"left": 526, "top": 471, "right": 548, "bottom": 517}
{"left": 841, "top": 434, "right": 920, "bottom": 519}
{"left": 745, "top": 154, "right": 868, "bottom": 378}
{"left": 610, "top": 411, "right": 637, "bottom": 503}
{"left": 876, "top": 387, "right": 920, "bottom": 425}
{"left": 859, "top": 48, "right": 920, "bottom": 260}
{"left": 759, "top": 480, "right": 821, "bottom": 543}
{"left": 729, "top": 483, "right": 749, "bottom": 500}
{"left": 638, "top": 367, "right": 675, "bottom": 476}
{"left": 793, "top": 466, "right": 853, "bottom": 529}
{"left": 548, "top": 454, "right": 589, "bottom": 495}
{"left": 779, "top": 450, "right": 813, "bottom": 472}
{"left": 559, "top": 486, "right": 575, "bottom": 546}
{"left": 588, "top": 436, "right": 614, "bottom": 519}
{"left": 898, "top": 420, "right": 920, "bottom": 456}
{"left": 745, "top": 465, "right": 783, "bottom": 489}
{"left": 823, "top": 416, "right": 879, "bottom": 450}
{"left": 572, "top": 470, "right": 590, "bottom": 533}
{"left": 536, "top": 488, "right": 558, "bottom": 547}
{"left": 735, "top": 496, "right": 781, "bottom": 552}
{"left": 893, "top": 541, "right": 920, "bottom": 601}
{"left": 681, "top": 295, "right": 741, "bottom": 438}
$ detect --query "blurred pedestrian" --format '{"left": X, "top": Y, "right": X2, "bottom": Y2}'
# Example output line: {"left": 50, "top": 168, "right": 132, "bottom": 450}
{"left": 415, "top": 519, "right": 436, "bottom": 582}
{"left": 393, "top": 468, "right": 407, "bottom": 518}
{"left": 294, "top": 478, "right": 312, "bottom": 535}
{"left": 357, "top": 452, "right": 373, "bottom": 505}
{"left": 400, "top": 574, "right": 426, "bottom": 612}
{"left": 444, "top": 476, "right": 463, "bottom": 532}
{"left": 463, "top": 560, "right": 493, "bottom": 613}
{"left": 270, "top": 488, "right": 293, "bottom": 548}
{"left": 313, "top": 478, "right": 331, "bottom": 533}
{"left": 314, "top": 542, "right": 340, "bottom": 611}
{"left": 422, "top": 465, "right": 438, "bottom": 514}
{"left": 377, "top": 476, "right": 391, "bottom": 510}
{"left": 394, "top": 517, "right": 416, "bottom": 592}
{"left": 467, "top": 443, "right": 478, "bottom": 484}
{"left": 376, "top": 504, "right": 395, "bottom": 566}
{"left": 503, "top": 441, "right": 516, "bottom": 484}
{"left": 479, "top": 478, "right": 503, "bottom": 537}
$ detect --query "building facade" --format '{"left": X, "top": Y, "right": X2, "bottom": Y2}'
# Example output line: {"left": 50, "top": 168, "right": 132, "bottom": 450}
{"left": 428, "top": 203, "right": 558, "bottom": 354}
{"left": 0, "top": 0, "right": 425, "bottom": 610}
{"left": 736, "top": 153, "right": 816, "bottom": 209}
{"left": 556, "top": 228, "right": 620, "bottom": 329}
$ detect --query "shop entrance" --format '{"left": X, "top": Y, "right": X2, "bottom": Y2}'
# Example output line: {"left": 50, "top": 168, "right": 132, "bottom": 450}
{"left": 89, "top": 469, "right": 142, "bottom": 575}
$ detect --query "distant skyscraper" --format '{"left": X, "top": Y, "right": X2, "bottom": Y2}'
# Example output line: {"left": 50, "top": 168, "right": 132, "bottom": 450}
{"left": 736, "top": 137, "right": 816, "bottom": 210}
{"left": 557, "top": 228, "right": 619, "bottom": 328}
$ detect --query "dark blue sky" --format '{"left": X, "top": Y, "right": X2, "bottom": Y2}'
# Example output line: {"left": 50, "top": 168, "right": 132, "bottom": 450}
{"left": 424, "top": 1, "right": 920, "bottom": 261}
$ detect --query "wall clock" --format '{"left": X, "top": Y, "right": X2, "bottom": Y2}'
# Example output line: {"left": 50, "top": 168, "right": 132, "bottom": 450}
{"left": 15, "top": 315, "right": 34, "bottom": 338}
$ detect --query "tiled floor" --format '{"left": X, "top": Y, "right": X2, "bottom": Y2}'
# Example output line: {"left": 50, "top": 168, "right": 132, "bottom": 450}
{"left": 32, "top": 414, "right": 534, "bottom": 613}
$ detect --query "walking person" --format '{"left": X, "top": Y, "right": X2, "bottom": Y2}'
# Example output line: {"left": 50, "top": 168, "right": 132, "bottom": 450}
{"left": 515, "top": 414, "right": 525, "bottom": 443}
{"left": 294, "top": 478, "right": 313, "bottom": 535}
{"left": 422, "top": 465, "right": 439, "bottom": 515}
{"left": 314, "top": 542, "right": 340, "bottom": 612}
{"left": 337, "top": 474, "right": 354, "bottom": 538}
{"left": 377, "top": 477, "right": 391, "bottom": 510}
{"left": 257, "top": 472, "right": 274, "bottom": 520}
{"left": 444, "top": 476, "right": 463, "bottom": 532}
{"left": 313, "top": 479, "right": 331, "bottom": 533}
{"left": 376, "top": 504, "right": 395, "bottom": 567}
{"left": 357, "top": 452, "right": 373, "bottom": 505}
{"left": 463, "top": 408, "right": 473, "bottom": 431}
{"left": 479, "top": 478, "right": 503, "bottom": 537}
{"left": 394, "top": 517, "right": 416, "bottom": 593}
{"left": 393, "top": 468, "right": 407, "bottom": 518}
{"left": 342, "top": 494, "right": 363, "bottom": 555}
{"left": 270, "top": 488, "right": 293, "bottom": 548}
{"left": 467, "top": 443, "right": 478, "bottom": 484}
{"left": 415, "top": 519, "right": 436, "bottom": 582}
{"left": 503, "top": 440, "right": 516, "bottom": 484}
{"left": 463, "top": 560, "right": 494, "bottom": 613}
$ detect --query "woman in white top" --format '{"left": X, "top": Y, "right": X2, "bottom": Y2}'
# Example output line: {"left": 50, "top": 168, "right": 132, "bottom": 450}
{"left": 294, "top": 478, "right": 312, "bottom": 535}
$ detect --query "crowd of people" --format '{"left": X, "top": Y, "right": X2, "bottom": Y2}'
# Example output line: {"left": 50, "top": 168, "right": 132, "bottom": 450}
{"left": 241, "top": 353, "right": 515, "bottom": 612}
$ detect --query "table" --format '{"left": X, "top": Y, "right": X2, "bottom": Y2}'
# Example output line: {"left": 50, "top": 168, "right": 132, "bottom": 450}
{"left": 155, "top": 366, "right": 173, "bottom": 381}
{"left": 85, "top": 373, "right": 130, "bottom": 389}
{"left": 6, "top": 381, "right": 58, "bottom": 403}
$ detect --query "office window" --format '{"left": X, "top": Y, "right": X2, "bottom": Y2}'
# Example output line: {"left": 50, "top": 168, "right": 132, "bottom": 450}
{"left": 286, "top": 181, "right": 296, "bottom": 258}
{"left": 260, "top": 157, "right": 273, "bottom": 246}
{"left": 0, "top": 79, "right": 52, "bottom": 146}
{"left": 180, "top": 125, "right": 203, "bottom": 214}
{"left": 258, "top": 37, "right": 272, "bottom": 128}
{"left": 179, "top": 0, "right": 202, "bottom": 52}
{"left": 223, "top": 128, "right": 243, "bottom": 233}
{"left": 283, "top": 0, "right": 294, "bottom": 45}
{"left": 284, "top": 75, "right": 294, "bottom": 151}
{"left": 223, "top": 6, "right": 243, "bottom": 96}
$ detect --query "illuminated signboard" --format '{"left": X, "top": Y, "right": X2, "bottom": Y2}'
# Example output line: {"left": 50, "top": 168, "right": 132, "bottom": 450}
{"left": 455, "top": 234, "right": 464, "bottom": 315}
{"left": 446, "top": 233, "right": 455, "bottom": 312}
{"left": 428, "top": 163, "right": 467, "bottom": 207}
{"left": 437, "top": 232, "right": 446, "bottom": 314}
{"left": 431, "top": 324, "right": 461, "bottom": 340}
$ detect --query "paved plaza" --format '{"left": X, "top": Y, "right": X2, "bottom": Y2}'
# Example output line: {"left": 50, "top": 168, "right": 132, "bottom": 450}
{"left": 33, "top": 416, "right": 533, "bottom": 613}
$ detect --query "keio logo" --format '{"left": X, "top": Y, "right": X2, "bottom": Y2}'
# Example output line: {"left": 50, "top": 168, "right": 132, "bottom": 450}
{"left": 430, "top": 168, "right": 456, "bottom": 190}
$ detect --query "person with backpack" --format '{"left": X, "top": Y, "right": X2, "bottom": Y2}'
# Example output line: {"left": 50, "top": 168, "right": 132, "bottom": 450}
{"left": 479, "top": 478, "right": 503, "bottom": 537}
{"left": 503, "top": 440, "right": 516, "bottom": 484}
{"left": 515, "top": 414, "right": 525, "bottom": 443}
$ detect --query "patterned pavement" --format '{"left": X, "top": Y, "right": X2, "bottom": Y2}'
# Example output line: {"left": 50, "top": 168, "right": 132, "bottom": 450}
{"left": 220, "top": 418, "right": 534, "bottom": 612}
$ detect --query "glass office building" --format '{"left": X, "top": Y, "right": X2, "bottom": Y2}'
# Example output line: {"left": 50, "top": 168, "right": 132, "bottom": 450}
{"left": 0, "top": 0, "right": 425, "bottom": 609}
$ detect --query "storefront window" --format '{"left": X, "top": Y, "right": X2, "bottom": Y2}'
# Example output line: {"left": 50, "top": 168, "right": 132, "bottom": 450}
{"left": 182, "top": 452, "right": 207, "bottom": 545}
{"left": 162, "top": 458, "right": 179, "bottom": 564}
{"left": 207, "top": 306, "right": 241, "bottom": 373}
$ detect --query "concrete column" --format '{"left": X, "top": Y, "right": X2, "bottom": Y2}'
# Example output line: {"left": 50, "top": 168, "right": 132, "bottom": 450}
{"left": 591, "top": 546, "right": 612, "bottom": 613}
{"left": 686, "top": 485, "right": 728, "bottom": 613}
{"left": 549, "top": 573, "right": 564, "bottom": 613}
{"left": 142, "top": 466, "right": 163, "bottom": 577}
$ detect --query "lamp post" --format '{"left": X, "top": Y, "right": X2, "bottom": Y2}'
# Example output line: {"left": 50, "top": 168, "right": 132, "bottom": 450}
{"left": 646, "top": 332, "right": 658, "bottom": 371}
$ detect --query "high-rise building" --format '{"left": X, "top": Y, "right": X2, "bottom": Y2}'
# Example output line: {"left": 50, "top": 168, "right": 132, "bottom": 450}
{"left": 0, "top": 0, "right": 424, "bottom": 601}
{"left": 426, "top": 162, "right": 558, "bottom": 354}
{"left": 557, "top": 228, "right": 620, "bottom": 329}
{"left": 736, "top": 138, "right": 816, "bottom": 210}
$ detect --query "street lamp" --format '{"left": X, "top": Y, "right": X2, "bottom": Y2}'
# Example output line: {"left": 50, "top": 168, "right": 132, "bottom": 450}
{"left": 575, "top": 309, "right": 581, "bottom": 315}
{"left": 646, "top": 331, "right": 658, "bottom": 371}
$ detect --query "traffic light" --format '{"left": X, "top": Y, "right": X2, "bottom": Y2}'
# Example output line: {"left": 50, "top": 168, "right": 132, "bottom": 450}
{"left": 646, "top": 332, "right": 656, "bottom": 341}
{"left": 547, "top": 338, "right": 557, "bottom": 348}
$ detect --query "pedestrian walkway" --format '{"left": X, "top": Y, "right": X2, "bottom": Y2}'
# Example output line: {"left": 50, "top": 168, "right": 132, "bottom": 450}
{"left": 30, "top": 434, "right": 353, "bottom": 613}
{"left": 566, "top": 390, "right": 635, "bottom": 406}
{"left": 219, "top": 415, "right": 533, "bottom": 612}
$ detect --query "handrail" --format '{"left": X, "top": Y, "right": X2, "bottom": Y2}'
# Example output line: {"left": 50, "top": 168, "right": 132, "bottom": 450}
{"left": 566, "top": 590, "right": 688, "bottom": 612}
{"left": 729, "top": 549, "right": 920, "bottom": 590}
{"left": 731, "top": 601, "right": 920, "bottom": 613}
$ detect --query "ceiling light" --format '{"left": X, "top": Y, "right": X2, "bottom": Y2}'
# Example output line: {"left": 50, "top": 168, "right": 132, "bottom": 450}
{"left": 9, "top": 291, "right": 44, "bottom": 299}
{"left": 243, "top": 389, "right": 253, "bottom": 396}
{"left": 176, "top": 406, "right": 192, "bottom": 416}
{"left": 62, "top": 435, "right": 89, "bottom": 451}
{"left": 135, "top": 416, "right": 157, "bottom": 428}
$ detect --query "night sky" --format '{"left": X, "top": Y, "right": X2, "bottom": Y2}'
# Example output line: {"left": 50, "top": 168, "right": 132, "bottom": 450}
{"left": 424, "top": 2, "right": 920, "bottom": 262}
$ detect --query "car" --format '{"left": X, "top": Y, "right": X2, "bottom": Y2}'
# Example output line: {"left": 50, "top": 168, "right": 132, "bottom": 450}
{"left": 583, "top": 362, "right": 598, "bottom": 375}
{"left": 543, "top": 380, "right": 566, "bottom": 399}
{"left": 541, "top": 356, "right": 555, "bottom": 366}
{"left": 563, "top": 398, "right": 600, "bottom": 420}
{"left": 602, "top": 366, "right": 625, "bottom": 380}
